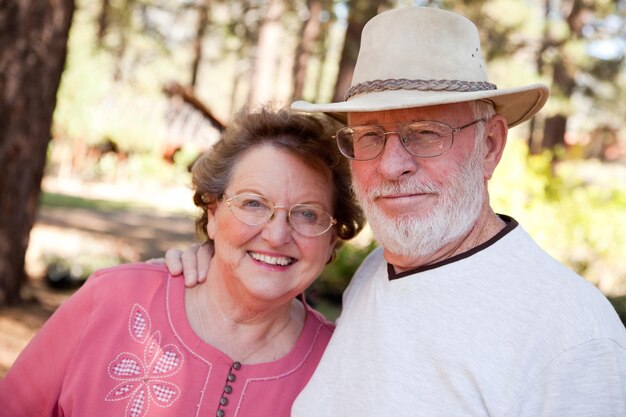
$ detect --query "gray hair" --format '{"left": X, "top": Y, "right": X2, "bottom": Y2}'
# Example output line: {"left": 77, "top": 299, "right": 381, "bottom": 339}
{"left": 469, "top": 100, "right": 496, "bottom": 141}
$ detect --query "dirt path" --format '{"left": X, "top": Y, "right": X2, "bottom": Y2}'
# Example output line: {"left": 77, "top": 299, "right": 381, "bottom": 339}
{"left": 0, "top": 180, "right": 199, "bottom": 377}
{"left": 37, "top": 205, "right": 196, "bottom": 260}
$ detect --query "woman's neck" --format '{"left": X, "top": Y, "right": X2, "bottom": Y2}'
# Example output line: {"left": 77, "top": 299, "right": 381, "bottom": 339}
{"left": 185, "top": 279, "right": 306, "bottom": 364}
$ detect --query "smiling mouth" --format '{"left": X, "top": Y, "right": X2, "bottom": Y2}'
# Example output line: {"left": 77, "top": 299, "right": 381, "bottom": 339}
{"left": 249, "top": 252, "right": 295, "bottom": 266}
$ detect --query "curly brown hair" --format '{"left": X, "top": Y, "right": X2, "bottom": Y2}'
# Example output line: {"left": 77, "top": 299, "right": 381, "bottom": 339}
{"left": 191, "top": 106, "right": 365, "bottom": 258}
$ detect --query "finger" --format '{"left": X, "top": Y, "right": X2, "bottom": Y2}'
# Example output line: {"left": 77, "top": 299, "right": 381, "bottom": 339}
{"left": 181, "top": 244, "right": 201, "bottom": 287}
{"left": 195, "top": 243, "right": 214, "bottom": 283}
{"left": 164, "top": 249, "right": 184, "bottom": 276}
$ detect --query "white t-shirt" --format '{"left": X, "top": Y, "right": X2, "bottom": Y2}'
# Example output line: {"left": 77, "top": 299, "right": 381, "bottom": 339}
{"left": 292, "top": 218, "right": 626, "bottom": 416}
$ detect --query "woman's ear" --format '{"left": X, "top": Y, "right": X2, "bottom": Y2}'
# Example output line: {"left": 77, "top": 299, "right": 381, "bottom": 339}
{"left": 482, "top": 115, "right": 508, "bottom": 180}
{"left": 206, "top": 202, "right": 218, "bottom": 240}
{"left": 326, "top": 234, "right": 340, "bottom": 265}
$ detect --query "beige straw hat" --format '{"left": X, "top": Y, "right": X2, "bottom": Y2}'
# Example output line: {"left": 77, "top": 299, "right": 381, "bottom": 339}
{"left": 292, "top": 7, "right": 549, "bottom": 127}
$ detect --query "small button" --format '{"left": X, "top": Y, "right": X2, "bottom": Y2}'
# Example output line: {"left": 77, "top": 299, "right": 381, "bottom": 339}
{"left": 224, "top": 385, "right": 233, "bottom": 394}
{"left": 216, "top": 410, "right": 225, "bottom": 417}
{"left": 227, "top": 373, "right": 236, "bottom": 382}
{"left": 220, "top": 397, "right": 229, "bottom": 406}
{"left": 232, "top": 362, "right": 242, "bottom": 370}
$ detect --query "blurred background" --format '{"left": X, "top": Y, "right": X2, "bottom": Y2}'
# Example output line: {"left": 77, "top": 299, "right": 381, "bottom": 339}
{"left": 1, "top": 0, "right": 625, "bottom": 375}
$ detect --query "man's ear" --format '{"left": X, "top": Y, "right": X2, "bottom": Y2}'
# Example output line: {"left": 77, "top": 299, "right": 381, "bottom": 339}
{"left": 482, "top": 115, "right": 508, "bottom": 180}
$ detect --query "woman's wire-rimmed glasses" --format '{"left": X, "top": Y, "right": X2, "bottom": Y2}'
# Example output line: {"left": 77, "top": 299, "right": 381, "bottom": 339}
{"left": 334, "top": 118, "right": 486, "bottom": 161}
{"left": 222, "top": 193, "right": 337, "bottom": 237}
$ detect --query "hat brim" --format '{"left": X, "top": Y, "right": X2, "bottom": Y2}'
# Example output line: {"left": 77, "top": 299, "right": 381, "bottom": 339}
{"left": 292, "top": 83, "right": 548, "bottom": 128}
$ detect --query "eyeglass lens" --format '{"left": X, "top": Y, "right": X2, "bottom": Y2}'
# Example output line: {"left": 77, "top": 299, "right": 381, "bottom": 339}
{"left": 336, "top": 121, "right": 455, "bottom": 160}
{"left": 225, "top": 194, "right": 334, "bottom": 236}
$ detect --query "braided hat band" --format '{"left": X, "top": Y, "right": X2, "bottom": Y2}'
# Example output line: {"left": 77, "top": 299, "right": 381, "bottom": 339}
{"left": 292, "top": 7, "right": 548, "bottom": 127}
{"left": 345, "top": 79, "right": 498, "bottom": 101}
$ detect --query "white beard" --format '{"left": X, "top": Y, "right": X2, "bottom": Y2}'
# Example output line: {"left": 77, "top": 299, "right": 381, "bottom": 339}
{"left": 353, "top": 141, "right": 486, "bottom": 258}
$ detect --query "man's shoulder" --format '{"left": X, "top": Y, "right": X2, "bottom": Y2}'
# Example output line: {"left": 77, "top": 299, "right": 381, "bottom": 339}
{"left": 341, "top": 247, "right": 386, "bottom": 301}
{"left": 492, "top": 229, "right": 625, "bottom": 340}
{"left": 363, "top": 246, "right": 385, "bottom": 265}
{"left": 354, "top": 246, "right": 386, "bottom": 277}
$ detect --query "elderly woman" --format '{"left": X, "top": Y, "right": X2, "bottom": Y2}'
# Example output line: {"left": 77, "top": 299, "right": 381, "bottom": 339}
{"left": 0, "top": 107, "right": 365, "bottom": 417}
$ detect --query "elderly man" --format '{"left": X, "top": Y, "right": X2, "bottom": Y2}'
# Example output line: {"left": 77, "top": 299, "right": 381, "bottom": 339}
{"left": 167, "top": 7, "right": 625, "bottom": 416}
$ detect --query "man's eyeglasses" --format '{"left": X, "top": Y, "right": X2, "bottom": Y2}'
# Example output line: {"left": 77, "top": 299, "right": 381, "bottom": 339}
{"left": 223, "top": 193, "right": 336, "bottom": 237}
{"left": 334, "top": 118, "right": 486, "bottom": 161}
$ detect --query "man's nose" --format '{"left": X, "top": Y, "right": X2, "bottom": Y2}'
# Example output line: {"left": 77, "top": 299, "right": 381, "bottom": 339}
{"left": 377, "top": 134, "right": 419, "bottom": 180}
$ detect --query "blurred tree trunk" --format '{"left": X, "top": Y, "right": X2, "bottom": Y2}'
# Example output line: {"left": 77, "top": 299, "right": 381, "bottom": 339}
{"left": 332, "top": 0, "right": 390, "bottom": 102}
{"left": 191, "top": 0, "right": 211, "bottom": 89}
{"left": 311, "top": 14, "right": 335, "bottom": 103}
{"left": 542, "top": 114, "right": 567, "bottom": 150}
{"left": 535, "top": 0, "right": 591, "bottom": 154}
{"left": 97, "top": 0, "right": 111, "bottom": 46}
{"left": 248, "top": 0, "right": 284, "bottom": 106}
{"left": 276, "top": 37, "right": 296, "bottom": 104}
{"left": 0, "top": 0, "right": 75, "bottom": 307}
{"left": 292, "top": 0, "right": 323, "bottom": 100}
{"left": 540, "top": 62, "right": 574, "bottom": 153}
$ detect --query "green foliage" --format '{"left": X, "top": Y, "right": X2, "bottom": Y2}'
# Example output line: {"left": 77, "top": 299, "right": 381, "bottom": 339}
{"left": 44, "top": 254, "right": 128, "bottom": 289}
{"left": 53, "top": 0, "right": 195, "bottom": 153}
{"left": 53, "top": 21, "right": 115, "bottom": 144}
{"left": 491, "top": 139, "right": 626, "bottom": 295}
{"left": 309, "top": 297, "right": 342, "bottom": 323}
{"left": 608, "top": 295, "right": 626, "bottom": 327}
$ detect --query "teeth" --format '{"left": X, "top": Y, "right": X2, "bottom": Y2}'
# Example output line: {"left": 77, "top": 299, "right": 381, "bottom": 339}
{"left": 250, "top": 252, "right": 293, "bottom": 266}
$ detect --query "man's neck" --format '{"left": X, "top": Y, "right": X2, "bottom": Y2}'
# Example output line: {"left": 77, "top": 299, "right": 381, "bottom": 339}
{"left": 384, "top": 206, "right": 506, "bottom": 274}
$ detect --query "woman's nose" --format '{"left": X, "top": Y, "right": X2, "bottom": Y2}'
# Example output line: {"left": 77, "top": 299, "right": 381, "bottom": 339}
{"left": 261, "top": 209, "right": 293, "bottom": 245}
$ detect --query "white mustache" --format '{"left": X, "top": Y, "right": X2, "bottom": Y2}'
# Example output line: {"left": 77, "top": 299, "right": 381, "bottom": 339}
{"left": 365, "top": 181, "right": 440, "bottom": 199}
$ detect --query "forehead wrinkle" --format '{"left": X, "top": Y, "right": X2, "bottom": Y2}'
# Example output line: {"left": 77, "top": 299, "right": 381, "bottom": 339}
{"left": 349, "top": 103, "right": 474, "bottom": 127}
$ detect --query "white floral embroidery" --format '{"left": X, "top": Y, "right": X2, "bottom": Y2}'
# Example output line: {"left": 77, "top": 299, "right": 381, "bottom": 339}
{"left": 129, "top": 304, "right": 151, "bottom": 344}
{"left": 105, "top": 304, "right": 183, "bottom": 417}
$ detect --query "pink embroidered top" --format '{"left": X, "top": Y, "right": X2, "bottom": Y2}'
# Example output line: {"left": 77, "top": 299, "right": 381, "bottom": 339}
{"left": 0, "top": 263, "right": 334, "bottom": 417}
